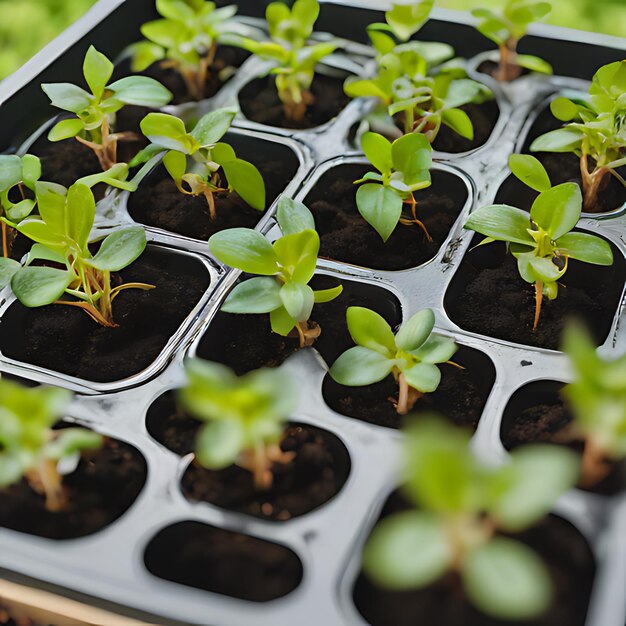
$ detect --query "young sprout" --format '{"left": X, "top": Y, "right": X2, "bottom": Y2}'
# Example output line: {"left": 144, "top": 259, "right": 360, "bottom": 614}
{"left": 131, "top": 0, "right": 252, "bottom": 100}
{"left": 330, "top": 307, "right": 458, "bottom": 415}
{"left": 179, "top": 358, "right": 298, "bottom": 489}
{"left": 530, "top": 61, "right": 626, "bottom": 212}
{"left": 0, "top": 177, "right": 152, "bottom": 328}
{"left": 0, "top": 154, "right": 41, "bottom": 257}
{"left": 464, "top": 154, "right": 613, "bottom": 331}
{"left": 472, "top": 0, "right": 553, "bottom": 82}
{"left": 208, "top": 196, "right": 343, "bottom": 348}
{"left": 364, "top": 417, "right": 579, "bottom": 620}
{"left": 235, "top": 0, "right": 341, "bottom": 124}
{"left": 134, "top": 108, "right": 265, "bottom": 219}
{"left": 561, "top": 322, "right": 626, "bottom": 488}
{"left": 43, "top": 46, "right": 173, "bottom": 171}
{"left": 355, "top": 131, "right": 433, "bottom": 241}
{"left": 0, "top": 380, "right": 102, "bottom": 512}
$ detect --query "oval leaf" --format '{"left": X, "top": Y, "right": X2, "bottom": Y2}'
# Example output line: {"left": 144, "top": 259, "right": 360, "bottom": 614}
{"left": 356, "top": 183, "right": 403, "bottom": 242}
{"left": 12, "top": 267, "right": 73, "bottom": 308}
{"left": 508, "top": 154, "right": 551, "bottom": 193}
{"left": 330, "top": 346, "right": 395, "bottom": 386}
{"left": 208, "top": 229, "right": 278, "bottom": 275}
{"left": 530, "top": 183, "right": 581, "bottom": 239}
{"left": 346, "top": 306, "right": 396, "bottom": 356}
{"left": 87, "top": 227, "right": 147, "bottom": 271}
{"left": 396, "top": 309, "right": 435, "bottom": 351}
{"left": 222, "top": 277, "right": 282, "bottom": 314}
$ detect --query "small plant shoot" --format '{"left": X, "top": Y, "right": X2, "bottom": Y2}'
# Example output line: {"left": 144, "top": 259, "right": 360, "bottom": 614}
{"left": 364, "top": 417, "right": 579, "bottom": 620}
{"left": 235, "top": 0, "right": 340, "bottom": 123}
{"left": 561, "top": 322, "right": 626, "bottom": 488}
{"left": 0, "top": 180, "right": 152, "bottom": 327}
{"left": 330, "top": 307, "right": 458, "bottom": 415}
{"left": 131, "top": 0, "right": 254, "bottom": 100}
{"left": 0, "top": 380, "right": 102, "bottom": 512}
{"left": 472, "top": 0, "right": 553, "bottom": 81}
{"left": 208, "top": 196, "right": 342, "bottom": 348}
{"left": 179, "top": 358, "right": 298, "bottom": 489}
{"left": 134, "top": 108, "right": 265, "bottom": 219}
{"left": 464, "top": 154, "right": 613, "bottom": 330}
{"left": 530, "top": 61, "right": 626, "bottom": 212}
{"left": 355, "top": 131, "right": 433, "bottom": 241}
{"left": 43, "top": 46, "right": 173, "bottom": 170}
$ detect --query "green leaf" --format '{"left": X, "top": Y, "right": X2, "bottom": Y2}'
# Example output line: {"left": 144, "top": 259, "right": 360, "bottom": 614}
{"left": 196, "top": 420, "right": 245, "bottom": 470}
{"left": 87, "top": 227, "right": 146, "bottom": 272}
{"left": 45, "top": 429, "right": 102, "bottom": 461}
{"left": 530, "top": 183, "right": 581, "bottom": 239}
{"left": 221, "top": 159, "right": 266, "bottom": 211}
{"left": 163, "top": 150, "right": 187, "bottom": 184}
{"left": 191, "top": 109, "right": 236, "bottom": 147}
{"left": 491, "top": 445, "right": 579, "bottom": 531}
{"left": 555, "top": 232, "right": 613, "bottom": 265}
{"left": 356, "top": 183, "right": 403, "bottom": 242}
{"left": 411, "top": 336, "right": 458, "bottom": 364}
{"left": 6, "top": 200, "right": 37, "bottom": 222}
{"left": 35, "top": 182, "right": 68, "bottom": 235}
{"left": 140, "top": 113, "right": 197, "bottom": 154}
{"left": 42, "top": 83, "right": 92, "bottom": 113}
{"left": 346, "top": 306, "right": 396, "bottom": 356}
{"left": 66, "top": 184, "right": 95, "bottom": 250}
{"left": 403, "top": 362, "right": 441, "bottom": 393}
{"left": 550, "top": 96, "right": 579, "bottom": 122}
{"left": 11, "top": 267, "right": 73, "bottom": 307}
{"left": 107, "top": 76, "right": 173, "bottom": 107}
{"left": 361, "top": 132, "right": 393, "bottom": 174}
{"left": 83, "top": 46, "right": 114, "bottom": 100}
{"left": 25, "top": 244, "right": 66, "bottom": 266}
{"left": 313, "top": 285, "right": 343, "bottom": 303}
{"left": 530, "top": 128, "right": 583, "bottom": 153}
{"left": 330, "top": 346, "right": 395, "bottom": 386}
{"left": 462, "top": 539, "right": 552, "bottom": 620}
{"left": 0, "top": 258, "right": 20, "bottom": 289}
{"left": 273, "top": 229, "right": 319, "bottom": 284}
{"left": 508, "top": 154, "right": 551, "bottom": 192}
{"left": 21, "top": 155, "right": 41, "bottom": 189}
{"left": 516, "top": 254, "right": 563, "bottom": 284}
{"left": 363, "top": 511, "right": 452, "bottom": 589}
{"left": 391, "top": 133, "right": 432, "bottom": 187}
{"left": 208, "top": 229, "right": 278, "bottom": 275}
{"left": 464, "top": 205, "right": 534, "bottom": 246}
{"left": 442, "top": 108, "right": 474, "bottom": 140}
{"left": 276, "top": 196, "right": 315, "bottom": 235}
{"left": 48, "top": 118, "right": 86, "bottom": 142}
{"left": 386, "top": 0, "right": 434, "bottom": 41}
{"left": 0, "top": 454, "right": 24, "bottom": 489}
{"left": 0, "top": 156, "right": 24, "bottom": 191}
{"left": 396, "top": 309, "right": 435, "bottom": 351}
{"left": 222, "top": 277, "right": 282, "bottom": 314}
{"left": 130, "top": 41, "right": 165, "bottom": 73}
{"left": 515, "top": 54, "right": 553, "bottom": 75}
{"left": 280, "top": 281, "right": 314, "bottom": 322}
{"left": 270, "top": 305, "right": 297, "bottom": 336}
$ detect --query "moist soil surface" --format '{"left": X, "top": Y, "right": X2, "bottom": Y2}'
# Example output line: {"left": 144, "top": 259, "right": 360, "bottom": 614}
{"left": 432, "top": 100, "right": 500, "bottom": 154}
{"left": 136, "top": 45, "right": 249, "bottom": 104}
{"left": 444, "top": 238, "right": 625, "bottom": 350}
{"left": 0, "top": 437, "right": 146, "bottom": 540}
{"left": 323, "top": 346, "right": 494, "bottom": 430}
{"left": 128, "top": 134, "right": 300, "bottom": 240}
{"left": 513, "top": 105, "right": 626, "bottom": 214}
{"left": 0, "top": 247, "right": 209, "bottom": 383}
{"left": 501, "top": 381, "right": 626, "bottom": 495}
{"left": 305, "top": 164, "right": 468, "bottom": 271}
{"left": 146, "top": 394, "right": 350, "bottom": 520}
{"left": 238, "top": 73, "right": 351, "bottom": 129}
{"left": 144, "top": 521, "right": 302, "bottom": 602}
{"left": 353, "top": 492, "right": 595, "bottom": 626}
{"left": 197, "top": 276, "right": 402, "bottom": 374}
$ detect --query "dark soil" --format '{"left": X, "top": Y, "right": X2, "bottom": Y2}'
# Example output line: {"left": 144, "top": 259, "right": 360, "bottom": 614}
{"left": 144, "top": 521, "right": 303, "bottom": 601}
{"left": 353, "top": 492, "right": 595, "bottom": 626}
{"left": 444, "top": 237, "right": 625, "bottom": 350}
{"left": 501, "top": 381, "right": 626, "bottom": 495}
{"left": 305, "top": 164, "right": 468, "bottom": 271}
{"left": 0, "top": 437, "right": 146, "bottom": 540}
{"left": 432, "top": 100, "right": 500, "bottom": 154}
{"left": 323, "top": 346, "right": 494, "bottom": 430}
{"left": 0, "top": 247, "right": 210, "bottom": 383}
{"left": 477, "top": 59, "right": 531, "bottom": 81}
{"left": 128, "top": 133, "right": 300, "bottom": 240}
{"left": 196, "top": 276, "right": 402, "bottom": 374}
{"left": 145, "top": 394, "right": 350, "bottom": 520}
{"left": 135, "top": 45, "right": 249, "bottom": 105}
{"left": 515, "top": 105, "right": 626, "bottom": 214}
{"left": 238, "top": 73, "right": 351, "bottom": 129}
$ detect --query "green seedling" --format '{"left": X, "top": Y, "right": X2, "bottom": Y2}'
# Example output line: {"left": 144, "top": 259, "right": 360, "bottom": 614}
{"left": 560, "top": 322, "right": 626, "bottom": 488}
{"left": 134, "top": 108, "right": 265, "bottom": 219}
{"left": 179, "top": 358, "right": 298, "bottom": 489}
{"left": 208, "top": 196, "right": 342, "bottom": 348}
{"left": 43, "top": 46, "right": 173, "bottom": 171}
{"left": 364, "top": 417, "right": 579, "bottom": 620}
{"left": 530, "top": 61, "right": 626, "bottom": 213}
{"left": 464, "top": 154, "right": 613, "bottom": 330}
{"left": 472, "top": 0, "right": 553, "bottom": 82}
{"left": 0, "top": 379, "right": 102, "bottom": 512}
{"left": 131, "top": 0, "right": 254, "bottom": 101}
{"left": 0, "top": 178, "right": 152, "bottom": 327}
{"left": 330, "top": 307, "right": 458, "bottom": 415}
{"left": 355, "top": 131, "right": 433, "bottom": 241}
{"left": 235, "top": 0, "right": 341, "bottom": 124}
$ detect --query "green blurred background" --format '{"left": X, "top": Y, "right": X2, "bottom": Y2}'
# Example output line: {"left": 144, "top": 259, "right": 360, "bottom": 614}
{"left": 0, "top": 0, "right": 623, "bottom": 80}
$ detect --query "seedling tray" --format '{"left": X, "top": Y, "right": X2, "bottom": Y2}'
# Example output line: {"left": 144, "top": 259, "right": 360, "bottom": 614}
{"left": 0, "top": 1, "right": 625, "bottom": 625}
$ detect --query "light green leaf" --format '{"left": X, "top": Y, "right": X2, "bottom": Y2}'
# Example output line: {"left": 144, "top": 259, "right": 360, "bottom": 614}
{"left": 0, "top": 156, "right": 23, "bottom": 191}
{"left": 48, "top": 118, "right": 86, "bottom": 142}
{"left": 530, "top": 183, "right": 581, "bottom": 239}
{"left": 130, "top": 41, "right": 165, "bottom": 73}
{"left": 163, "top": 150, "right": 187, "bottom": 184}
{"left": 442, "top": 108, "right": 474, "bottom": 141}
{"left": 403, "top": 361, "right": 441, "bottom": 393}
{"left": 196, "top": 420, "right": 245, "bottom": 469}
{"left": 42, "top": 83, "right": 92, "bottom": 113}
{"left": 276, "top": 196, "right": 315, "bottom": 236}
{"left": 280, "top": 281, "right": 314, "bottom": 322}
{"left": 346, "top": 306, "right": 396, "bottom": 356}
{"left": 208, "top": 229, "right": 278, "bottom": 275}
{"left": 361, "top": 132, "right": 393, "bottom": 174}
{"left": 464, "top": 205, "right": 534, "bottom": 246}
{"left": 386, "top": 0, "right": 434, "bottom": 41}
{"left": 555, "top": 232, "right": 613, "bottom": 265}
{"left": 0, "top": 258, "right": 20, "bottom": 289}
{"left": 66, "top": 184, "right": 95, "bottom": 250}
{"left": 530, "top": 128, "right": 583, "bottom": 153}
{"left": 35, "top": 182, "right": 68, "bottom": 235}
{"left": 515, "top": 54, "right": 553, "bottom": 75}
{"left": 273, "top": 229, "right": 319, "bottom": 284}
{"left": 87, "top": 227, "right": 146, "bottom": 271}
{"left": 222, "top": 277, "right": 282, "bottom": 314}
{"left": 25, "top": 244, "right": 66, "bottom": 266}
{"left": 330, "top": 346, "right": 395, "bottom": 386}
{"left": 11, "top": 267, "right": 73, "bottom": 307}
{"left": 221, "top": 159, "right": 266, "bottom": 211}
{"left": 396, "top": 309, "right": 435, "bottom": 352}
{"left": 356, "top": 183, "right": 403, "bottom": 242}
{"left": 140, "top": 113, "right": 197, "bottom": 154}
{"left": 411, "top": 335, "right": 458, "bottom": 364}
{"left": 45, "top": 429, "right": 102, "bottom": 461}
{"left": 6, "top": 199, "right": 36, "bottom": 222}
{"left": 392, "top": 133, "right": 432, "bottom": 187}
{"left": 270, "top": 305, "right": 297, "bottom": 336}
{"left": 313, "top": 285, "right": 343, "bottom": 303}
{"left": 107, "top": 76, "right": 173, "bottom": 107}
{"left": 83, "top": 46, "right": 114, "bottom": 100}
{"left": 191, "top": 109, "right": 237, "bottom": 147}
{"left": 550, "top": 96, "right": 579, "bottom": 122}
{"left": 509, "top": 154, "right": 551, "bottom": 192}
{"left": 21, "top": 155, "right": 42, "bottom": 189}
